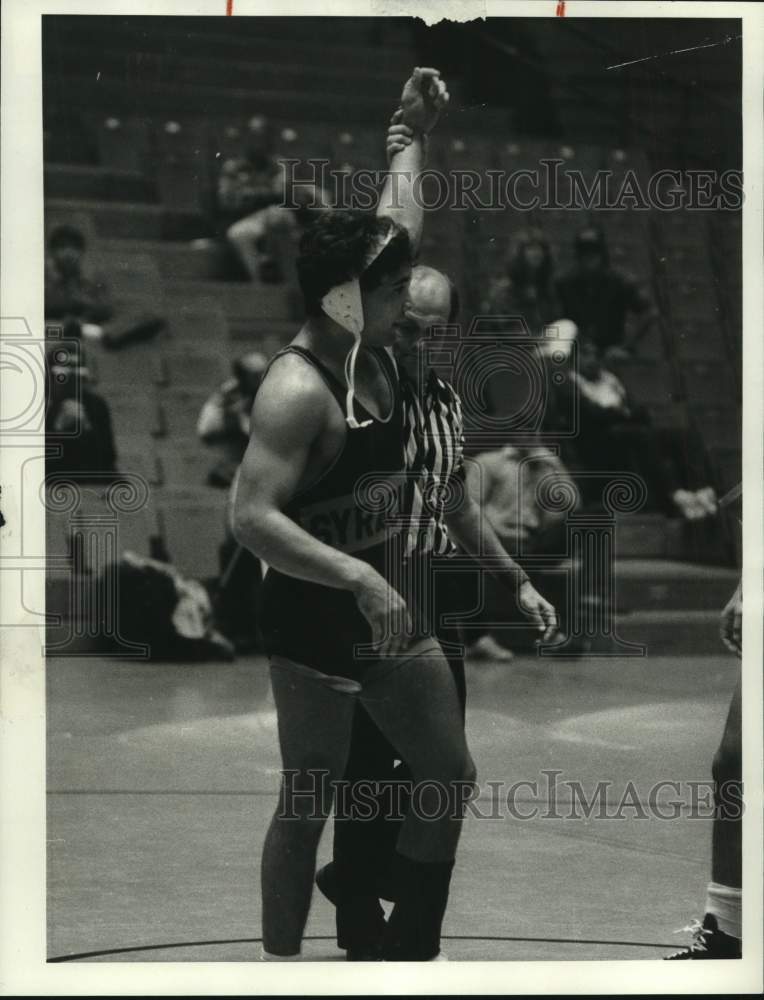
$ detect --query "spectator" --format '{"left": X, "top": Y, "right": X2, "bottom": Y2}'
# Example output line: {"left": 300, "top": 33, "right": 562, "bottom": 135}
{"left": 463, "top": 443, "right": 578, "bottom": 660}
{"left": 217, "top": 116, "right": 285, "bottom": 279}
{"left": 555, "top": 227, "right": 659, "bottom": 362}
{"left": 45, "top": 224, "right": 113, "bottom": 327}
{"left": 198, "top": 350, "right": 269, "bottom": 652}
{"left": 482, "top": 229, "right": 563, "bottom": 336}
{"left": 45, "top": 225, "right": 165, "bottom": 349}
{"left": 216, "top": 115, "right": 329, "bottom": 292}
{"left": 112, "top": 551, "right": 235, "bottom": 661}
{"left": 45, "top": 326, "right": 118, "bottom": 480}
{"left": 549, "top": 337, "right": 717, "bottom": 520}
{"left": 197, "top": 350, "right": 268, "bottom": 485}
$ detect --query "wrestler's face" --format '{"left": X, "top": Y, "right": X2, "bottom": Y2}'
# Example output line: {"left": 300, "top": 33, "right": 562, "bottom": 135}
{"left": 393, "top": 268, "right": 451, "bottom": 379}
{"left": 360, "top": 262, "right": 412, "bottom": 346}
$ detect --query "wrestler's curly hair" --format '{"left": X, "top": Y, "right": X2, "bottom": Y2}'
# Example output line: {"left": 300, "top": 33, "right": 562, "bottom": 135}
{"left": 296, "top": 210, "right": 412, "bottom": 316}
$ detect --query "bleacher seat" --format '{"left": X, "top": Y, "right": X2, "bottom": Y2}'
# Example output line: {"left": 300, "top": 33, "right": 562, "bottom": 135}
{"left": 102, "top": 385, "right": 162, "bottom": 437}
{"left": 155, "top": 120, "right": 212, "bottom": 215}
{"left": 113, "top": 441, "right": 160, "bottom": 486}
{"left": 153, "top": 443, "right": 218, "bottom": 489}
{"left": 157, "top": 495, "right": 225, "bottom": 580}
{"left": 157, "top": 348, "right": 227, "bottom": 389}
{"left": 46, "top": 482, "right": 159, "bottom": 566}
{"left": 46, "top": 197, "right": 165, "bottom": 240}
{"left": 165, "top": 304, "right": 229, "bottom": 346}
{"left": 88, "top": 337, "right": 163, "bottom": 389}
{"left": 155, "top": 386, "right": 211, "bottom": 440}
{"left": 92, "top": 115, "right": 152, "bottom": 174}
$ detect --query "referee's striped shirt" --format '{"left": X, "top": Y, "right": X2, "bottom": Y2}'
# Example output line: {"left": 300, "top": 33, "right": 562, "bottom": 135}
{"left": 399, "top": 367, "right": 466, "bottom": 557}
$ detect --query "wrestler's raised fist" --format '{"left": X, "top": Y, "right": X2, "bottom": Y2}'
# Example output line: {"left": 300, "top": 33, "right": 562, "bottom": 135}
{"left": 399, "top": 67, "right": 449, "bottom": 133}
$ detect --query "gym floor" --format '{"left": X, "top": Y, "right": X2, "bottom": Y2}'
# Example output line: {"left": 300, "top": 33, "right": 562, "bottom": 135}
{"left": 46, "top": 649, "right": 738, "bottom": 962}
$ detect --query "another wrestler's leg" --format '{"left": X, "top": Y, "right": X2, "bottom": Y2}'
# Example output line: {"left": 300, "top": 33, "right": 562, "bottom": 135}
{"left": 707, "top": 673, "right": 742, "bottom": 941}
{"left": 261, "top": 659, "right": 356, "bottom": 956}
{"left": 359, "top": 641, "right": 476, "bottom": 959}
{"left": 666, "top": 673, "right": 742, "bottom": 960}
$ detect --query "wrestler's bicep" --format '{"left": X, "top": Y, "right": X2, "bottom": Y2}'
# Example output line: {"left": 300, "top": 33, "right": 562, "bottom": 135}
{"left": 236, "top": 362, "right": 328, "bottom": 514}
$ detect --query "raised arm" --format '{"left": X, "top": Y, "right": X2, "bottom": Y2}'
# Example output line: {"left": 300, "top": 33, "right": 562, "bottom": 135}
{"left": 377, "top": 67, "right": 449, "bottom": 255}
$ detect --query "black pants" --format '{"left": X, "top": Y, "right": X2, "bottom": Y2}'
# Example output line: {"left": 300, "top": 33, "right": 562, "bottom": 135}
{"left": 331, "top": 553, "right": 466, "bottom": 901}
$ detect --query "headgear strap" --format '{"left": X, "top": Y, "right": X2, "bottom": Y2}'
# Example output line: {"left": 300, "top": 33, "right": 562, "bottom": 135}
{"left": 320, "top": 226, "right": 396, "bottom": 428}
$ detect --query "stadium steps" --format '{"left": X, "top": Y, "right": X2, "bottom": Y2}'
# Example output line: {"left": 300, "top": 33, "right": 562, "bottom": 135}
{"left": 46, "top": 197, "right": 166, "bottom": 239}
{"left": 614, "top": 559, "right": 739, "bottom": 611}
{"left": 615, "top": 609, "right": 727, "bottom": 656}
{"left": 152, "top": 443, "right": 220, "bottom": 491}
{"left": 614, "top": 513, "right": 683, "bottom": 560}
{"left": 157, "top": 347, "right": 228, "bottom": 389}
{"left": 163, "top": 278, "right": 291, "bottom": 322}
{"left": 46, "top": 195, "right": 209, "bottom": 241}
{"left": 155, "top": 491, "right": 226, "bottom": 580}
{"left": 44, "top": 164, "right": 157, "bottom": 203}
{"left": 86, "top": 335, "right": 165, "bottom": 389}
{"left": 97, "top": 237, "right": 226, "bottom": 282}
{"left": 44, "top": 75, "right": 403, "bottom": 126}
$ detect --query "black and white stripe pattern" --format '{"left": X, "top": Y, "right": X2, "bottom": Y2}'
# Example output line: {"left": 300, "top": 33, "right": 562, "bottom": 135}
{"left": 400, "top": 368, "right": 466, "bottom": 557}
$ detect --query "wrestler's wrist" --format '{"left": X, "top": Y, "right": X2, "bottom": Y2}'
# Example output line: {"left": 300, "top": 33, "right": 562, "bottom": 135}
{"left": 344, "top": 559, "right": 379, "bottom": 596}
{"left": 495, "top": 567, "right": 531, "bottom": 594}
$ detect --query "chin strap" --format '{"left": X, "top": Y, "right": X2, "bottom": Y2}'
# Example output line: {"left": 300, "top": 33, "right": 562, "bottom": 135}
{"left": 319, "top": 225, "right": 397, "bottom": 429}
{"left": 344, "top": 332, "right": 373, "bottom": 429}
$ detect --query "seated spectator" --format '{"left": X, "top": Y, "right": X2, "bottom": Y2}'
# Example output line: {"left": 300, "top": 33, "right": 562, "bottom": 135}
{"left": 555, "top": 227, "right": 659, "bottom": 362}
{"left": 216, "top": 115, "right": 329, "bottom": 293}
{"left": 481, "top": 228, "right": 563, "bottom": 336}
{"left": 45, "top": 225, "right": 165, "bottom": 349}
{"left": 45, "top": 327, "right": 118, "bottom": 480}
{"left": 549, "top": 337, "right": 717, "bottom": 520}
{"left": 463, "top": 443, "right": 579, "bottom": 660}
{"left": 198, "top": 351, "right": 268, "bottom": 652}
{"left": 197, "top": 350, "right": 267, "bottom": 485}
{"left": 45, "top": 224, "right": 113, "bottom": 326}
{"left": 110, "top": 551, "right": 235, "bottom": 661}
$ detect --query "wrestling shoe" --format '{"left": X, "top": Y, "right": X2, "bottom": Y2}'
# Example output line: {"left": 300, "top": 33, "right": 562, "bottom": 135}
{"left": 664, "top": 914, "right": 741, "bottom": 959}
{"left": 315, "top": 863, "right": 386, "bottom": 961}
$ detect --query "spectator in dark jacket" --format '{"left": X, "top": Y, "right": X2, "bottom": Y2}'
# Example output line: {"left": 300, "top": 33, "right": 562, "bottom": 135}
{"left": 550, "top": 337, "right": 717, "bottom": 519}
{"left": 45, "top": 225, "right": 164, "bottom": 349}
{"left": 482, "top": 229, "right": 563, "bottom": 336}
{"left": 555, "top": 227, "right": 659, "bottom": 362}
{"left": 45, "top": 225, "right": 113, "bottom": 326}
{"left": 45, "top": 326, "right": 118, "bottom": 479}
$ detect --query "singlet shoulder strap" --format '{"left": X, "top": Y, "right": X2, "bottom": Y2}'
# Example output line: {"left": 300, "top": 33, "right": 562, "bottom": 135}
{"left": 263, "top": 345, "right": 348, "bottom": 412}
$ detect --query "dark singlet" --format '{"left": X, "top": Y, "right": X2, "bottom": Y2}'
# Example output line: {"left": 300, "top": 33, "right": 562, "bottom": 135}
{"left": 258, "top": 344, "right": 412, "bottom": 677}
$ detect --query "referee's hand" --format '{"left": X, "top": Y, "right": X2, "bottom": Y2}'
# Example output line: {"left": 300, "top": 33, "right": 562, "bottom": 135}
{"left": 518, "top": 580, "right": 558, "bottom": 643}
